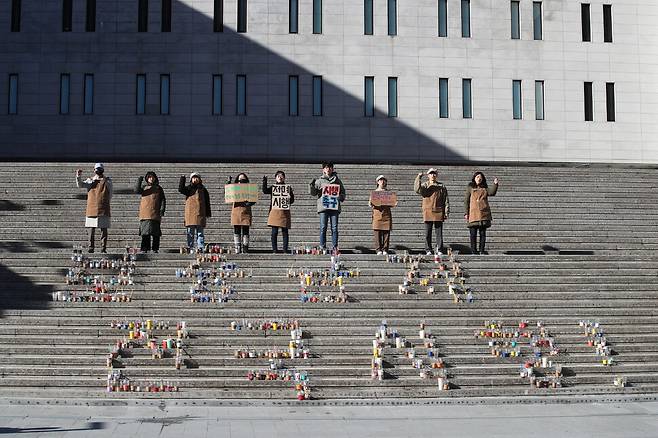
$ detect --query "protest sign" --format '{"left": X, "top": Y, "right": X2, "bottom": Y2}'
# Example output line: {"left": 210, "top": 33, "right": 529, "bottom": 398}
{"left": 321, "top": 184, "right": 341, "bottom": 210}
{"left": 369, "top": 191, "right": 398, "bottom": 207}
{"left": 271, "top": 185, "right": 292, "bottom": 210}
{"left": 225, "top": 184, "right": 258, "bottom": 203}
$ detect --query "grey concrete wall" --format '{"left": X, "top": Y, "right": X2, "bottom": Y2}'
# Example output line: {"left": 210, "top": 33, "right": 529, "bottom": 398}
{"left": 0, "top": 0, "right": 656, "bottom": 163}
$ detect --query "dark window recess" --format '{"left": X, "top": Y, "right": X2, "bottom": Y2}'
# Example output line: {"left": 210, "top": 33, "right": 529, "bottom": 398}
{"left": 11, "top": 0, "right": 21, "bottom": 32}
{"left": 213, "top": 0, "right": 223, "bottom": 32}
{"left": 86, "top": 0, "right": 96, "bottom": 32}
{"left": 364, "top": 0, "right": 373, "bottom": 35}
{"left": 606, "top": 82, "right": 615, "bottom": 122}
{"left": 584, "top": 82, "right": 593, "bottom": 121}
{"left": 161, "top": 0, "right": 172, "bottom": 32}
{"left": 289, "top": 0, "right": 298, "bottom": 34}
{"left": 581, "top": 3, "right": 591, "bottom": 42}
{"left": 237, "top": 0, "right": 247, "bottom": 33}
{"left": 62, "top": 0, "right": 72, "bottom": 32}
{"left": 313, "top": 0, "right": 322, "bottom": 34}
{"left": 138, "top": 0, "right": 148, "bottom": 32}
{"left": 603, "top": 4, "right": 613, "bottom": 43}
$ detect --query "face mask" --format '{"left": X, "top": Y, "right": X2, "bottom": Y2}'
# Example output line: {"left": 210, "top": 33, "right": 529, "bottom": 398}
{"left": 95, "top": 170, "right": 104, "bottom": 176}
{"left": 238, "top": 179, "right": 248, "bottom": 183}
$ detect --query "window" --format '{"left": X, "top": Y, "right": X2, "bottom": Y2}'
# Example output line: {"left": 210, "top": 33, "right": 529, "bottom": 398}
{"left": 388, "top": 77, "right": 398, "bottom": 117}
{"left": 160, "top": 74, "right": 170, "bottom": 115}
{"left": 213, "top": 0, "right": 223, "bottom": 32}
{"left": 606, "top": 82, "right": 615, "bottom": 122}
{"left": 237, "top": 0, "right": 247, "bottom": 33}
{"left": 461, "top": 0, "right": 470, "bottom": 38}
{"left": 581, "top": 4, "right": 591, "bottom": 42}
{"left": 8, "top": 74, "right": 18, "bottom": 114}
{"left": 60, "top": 74, "right": 70, "bottom": 115}
{"left": 364, "top": 0, "right": 373, "bottom": 35}
{"left": 533, "top": 2, "right": 542, "bottom": 40}
{"left": 138, "top": 0, "right": 148, "bottom": 32}
{"left": 462, "top": 78, "right": 472, "bottom": 119}
{"left": 313, "top": 0, "right": 322, "bottom": 34}
{"left": 86, "top": 0, "right": 96, "bottom": 32}
{"left": 289, "top": 0, "right": 298, "bottom": 34}
{"left": 603, "top": 5, "right": 613, "bottom": 43}
{"left": 388, "top": 0, "right": 397, "bottom": 36}
{"left": 236, "top": 75, "right": 247, "bottom": 115}
{"left": 535, "top": 80, "right": 544, "bottom": 120}
{"left": 439, "top": 78, "right": 448, "bottom": 118}
{"left": 136, "top": 74, "right": 146, "bottom": 114}
{"left": 62, "top": 0, "right": 72, "bottom": 32}
{"left": 83, "top": 74, "right": 94, "bottom": 115}
{"left": 512, "top": 80, "right": 522, "bottom": 120}
{"left": 312, "top": 76, "right": 322, "bottom": 116}
{"left": 511, "top": 1, "right": 520, "bottom": 39}
{"left": 584, "top": 82, "right": 593, "bottom": 121}
{"left": 11, "top": 0, "right": 21, "bottom": 32}
{"left": 364, "top": 76, "right": 374, "bottom": 117}
{"left": 289, "top": 75, "right": 299, "bottom": 116}
{"left": 161, "top": 0, "right": 172, "bottom": 32}
{"left": 438, "top": 0, "right": 447, "bottom": 37}
{"left": 212, "top": 75, "right": 223, "bottom": 115}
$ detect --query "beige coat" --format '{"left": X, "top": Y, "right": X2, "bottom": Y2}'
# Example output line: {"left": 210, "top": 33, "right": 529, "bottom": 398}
{"left": 414, "top": 175, "right": 449, "bottom": 222}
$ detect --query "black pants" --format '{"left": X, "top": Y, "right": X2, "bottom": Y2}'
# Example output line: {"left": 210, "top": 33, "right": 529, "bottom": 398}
{"left": 425, "top": 221, "right": 443, "bottom": 252}
{"left": 140, "top": 235, "right": 161, "bottom": 252}
{"left": 271, "top": 227, "right": 289, "bottom": 252}
{"left": 374, "top": 230, "right": 390, "bottom": 252}
{"left": 88, "top": 228, "right": 108, "bottom": 251}
{"left": 233, "top": 225, "right": 249, "bottom": 237}
{"left": 469, "top": 227, "right": 487, "bottom": 253}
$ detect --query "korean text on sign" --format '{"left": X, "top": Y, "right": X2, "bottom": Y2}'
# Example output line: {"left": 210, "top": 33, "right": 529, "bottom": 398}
{"left": 321, "top": 184, "right": 341, "bottom": 210}
{"left": 271, "top": 185, "right": 291, "bottom": 210}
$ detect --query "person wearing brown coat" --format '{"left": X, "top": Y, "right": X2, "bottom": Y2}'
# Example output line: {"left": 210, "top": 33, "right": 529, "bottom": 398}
{"left": 414, "top": 168, "right": 450, "bottom": 255}
{"left": 464, "top": 171, "right": 499, "bottom": 254}
{"left": 229, "top": 173, "right": 254, "bottom": 253}
{"left": 135, "top": 171, "right": 166, "bottom": 253}
{"left": 76, "top": 163, "right": 112, "bottom": 253}
{"left": 178, "top": 172, "right": 211, "bottom": 251}
{"left": 370, "top": 175, "right": 393, "bottom": 254}
{"left": 263, "top": 171, "right": 295, "bottom": 253}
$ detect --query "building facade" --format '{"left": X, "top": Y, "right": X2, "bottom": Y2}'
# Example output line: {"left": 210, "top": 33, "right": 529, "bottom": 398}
{"left": 0, "top": 0, "right": 656, "bottom": 163}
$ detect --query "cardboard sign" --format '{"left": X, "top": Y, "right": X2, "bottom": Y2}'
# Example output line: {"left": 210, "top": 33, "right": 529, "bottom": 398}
{"left": 224, "top": 183, "right": 258, "bottom": 203}
{"left": 321, "top": 184, "right": 341, "bottom": 210}
{"left": 370, "top": 191, "right": 398, "bottom": 207}
{"left": 271, "top": 185, "right": 292, "bottom": 210}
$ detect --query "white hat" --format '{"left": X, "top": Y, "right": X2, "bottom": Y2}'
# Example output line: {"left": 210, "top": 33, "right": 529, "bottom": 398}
{"left": 94, "top": 162, "right": 104, "bottom": 170}
{"left": 190, "top": 172, "right": 200, "bottom": 179}
{"left": 375, "top": 175, "right": 387, "bottom": 182}
{"left": 426, "top": 168, "right": 438, "bottom": 174}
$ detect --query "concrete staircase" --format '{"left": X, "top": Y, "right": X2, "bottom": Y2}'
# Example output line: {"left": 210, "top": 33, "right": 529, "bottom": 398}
{"left": 1, "top": 162, "right": 658, "bottom": 401}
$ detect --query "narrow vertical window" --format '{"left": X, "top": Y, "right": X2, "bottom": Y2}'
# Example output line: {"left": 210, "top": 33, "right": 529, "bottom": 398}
{"left": 438, "top": 0, "right": 447, "bottom": 37}
{"left": 388, "top": 0, "right": 397, "bottom": 36}
{"left": 136, "top": 74, "right": 146, "bottom": 115}
{"left": 83, "top": 74, "right": 94, "bottom": 115}
{"left": 213, "top": 0, "right": 223, "bottom": 32}
{"left": 161, "top": 0, "right": 172, "bottom": 32}
{"left": 312, "top": 76, "right": 323, "bottom": 116}
{"left": 533, "top": 2, "right": 542, "bottom": 40}
{"left": 462, "top": 78, "right": 472, "bottom": 119}
{"left": 584, "top": 82, "right": 593, "bottom": 121}
{"left": 606, "top": 82, "right": 615, "bottom": 122}
{"left": 86, "top": 0, "right": 96, "bottom": 32}
{"left": 388, "top": 77, "right": 398, "bottom": 118}
{"left": 160, "top": 74, "right": 170, "bottom": 115}
{"left": 512, "top": 80, "right": 522, "bottom": 120}
{"left": 581, "top": 4, "right": 591, "bottom": 42}
{"left": 62, "top": 0, "right": 73, "bottom": 32}
{"left": 8, "top": 74, "right": 18, "bottom": 115}
{"left": 364, "top": 76, "right": 374, "bottom": 117}
{"left": 511, "top": 1, "right": 520, "bottom": 40}
{"left": 289, "top": 0, "right": 298, "bottom": 34}
{"left": 289, "top": 75, "right": 299, "bottom": 116}
{"left": 461, "top": 0, "right": 470, "bottom": 38}
{"left": 603, "top": 5, "right": 613, "bottom": 43}
{"left": 364, "top": 0, "right": 373, "bottom": 35}
{"left": 535, "top": 80, "right": 544, "bottom": 120}
{"left": 138, "top": 0, "right": 148, "bottom": 32}
{"left": 11, "top": 0, "right": 21, "bottom": 32}
{"left": 237, "top": 0, "right": 247, "bottom": 33}
{"left": 439, "top": 78, "right": 449, "bottom": 118}
{"left": 236, "top": 75, "right": 247, "bottom": 115}
{"left": 313, "top": 0, "right": 322, "bottom": 34}
{"left": 60, "top": 74, "right": 70, "bottom": 115}
{"left": 212, "top": 75, "right": 223, "bottom": 115}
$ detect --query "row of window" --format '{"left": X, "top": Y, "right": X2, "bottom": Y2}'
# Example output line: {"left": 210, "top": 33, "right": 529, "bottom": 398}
{"left": 7, "top": 0, "right": 613, "bottom": 42}
{"left": 5, "top": 73, "right": 616, "bottom": 122}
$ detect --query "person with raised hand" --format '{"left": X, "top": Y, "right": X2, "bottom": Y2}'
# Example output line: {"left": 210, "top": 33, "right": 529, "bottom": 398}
{"left": 414, "top": 168, "right": 449, "bottom": 255}
{"left": 76, "top": 163, "right": 112, "bottom": 253}
{"left": 464, "top": 171, "right": 499, "bottom": 255}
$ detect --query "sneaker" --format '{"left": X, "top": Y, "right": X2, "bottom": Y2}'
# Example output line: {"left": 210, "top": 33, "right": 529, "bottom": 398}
{"left": 153, "top": 250, "right": 159, "bottom": 254}
{"left": 425, "top": 250, "right": 432, "bottom": 256}
{"left": 382, "top": 251, "right": 388, "bottom": 256}
{"left": 376, "top": 250, "right": 383, "bottom": 255}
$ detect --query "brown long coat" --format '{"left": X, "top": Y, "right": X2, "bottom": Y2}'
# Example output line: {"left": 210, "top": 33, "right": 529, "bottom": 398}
{"left": 139, "top": 185, "right": 165, "bottom": 221}
{"left": 86, "top": 178, "right": 111, "bottom": 217}
{"left": 372, "top": 206, "right": 392, "bottom": 231}
{"left": 414, "top": 175, "right": 449, "bottom": 222}
{"left": 263, "top": 180, "right": 294, "bottom": 229}
{"left": 465, "top": 184, "right": 498, "bottom": 227}
{"left": 231, "top": 203, "right": 252, "bottom": 226}
{"left": 185, "top": 191, "right": 208, "bottom": 227}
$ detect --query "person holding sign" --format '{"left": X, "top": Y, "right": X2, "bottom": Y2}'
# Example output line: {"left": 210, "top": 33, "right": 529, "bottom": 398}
{"left": 464, "top": 171, "right": 499, "bottom": 255}
{"left": 414, "top": 168, "right": 450, "bottom": 255}
{"left": 369, "top": 175, "right": 396, "bottom": 255}
{"left": 309, "top": 162, "right": 346, "bottom": 251}
{"left": 179, "top": 172, "right": 211, "bottom": 252}
{"left": 228, "top": 173, "right": 255, "bottom": 253}
{"left": 263, "top": 171, "right": 295, "bottom": 253}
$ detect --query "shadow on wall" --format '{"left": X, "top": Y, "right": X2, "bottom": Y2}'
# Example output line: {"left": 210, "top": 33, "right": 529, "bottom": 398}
{"left": 0, "top": 263, "right": 53, "bottom": 317}
{"left": 1, "top": 0, "right": 464, "bottom": 164}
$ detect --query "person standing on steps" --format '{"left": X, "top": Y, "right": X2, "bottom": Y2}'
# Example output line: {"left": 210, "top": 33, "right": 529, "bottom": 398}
{"left": 370, "top": 175, "right": 394, "bottom": 255}
{"left": 263, "top": 171, "right": 294, "bottom": 253}
{"left": 229, "top": 173, "right": 254, "bottom": 254}
{"left": 76, "top": 163, "right": 112, "bottom": 253}
{"left": 135, "top": 171, "right": 166, "bottom": 254}
{"left": 178, "top": 172, "right": 211, "bottom": 252}
{"left": 309, "top": 162, "right": 346, "bottom": 252}
{"left": 464, "top": 171, "right": 499, "bottom": 255}
{"left": 414, "top": 168, "right": 450, "bottom": 256}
